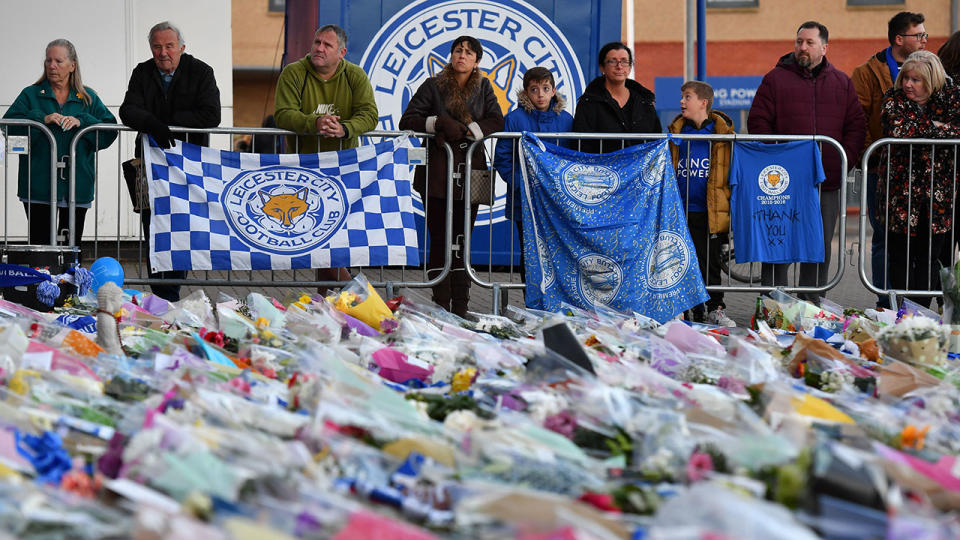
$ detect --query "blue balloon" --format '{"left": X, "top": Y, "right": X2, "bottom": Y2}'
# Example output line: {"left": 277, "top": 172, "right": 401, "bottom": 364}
{"left": 90, "top": 257, "right": 124, "bottom": 293}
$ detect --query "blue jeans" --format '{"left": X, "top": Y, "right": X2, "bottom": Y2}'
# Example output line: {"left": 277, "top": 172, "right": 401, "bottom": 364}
{"left": 867, "top": 173, "right": 890, "bottom": 308}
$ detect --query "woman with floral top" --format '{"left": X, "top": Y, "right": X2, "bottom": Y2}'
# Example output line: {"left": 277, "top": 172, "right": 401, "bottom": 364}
{"left": 878, "top": 50, "right": 960, "bottom": 305}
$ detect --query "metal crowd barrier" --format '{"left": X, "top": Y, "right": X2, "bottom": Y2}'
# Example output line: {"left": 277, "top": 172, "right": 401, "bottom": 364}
{"left": 859, "top": 138, "right": 960, "bottom": 307}
{"left": 1, "top": 119, "right": 60, "bottom": 245}
{"left": 10, "top": 121, "right": 857, "bottom": 314}
{"left": 64, "top": 125, "right": 453, "bottom": 297}
{"left": 465, "top": 133, "right": 849, "bottom": 314}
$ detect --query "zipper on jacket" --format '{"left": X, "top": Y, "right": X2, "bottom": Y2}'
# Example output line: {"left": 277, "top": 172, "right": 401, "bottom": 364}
{"left": 811, "top": 74, "right": 817, "bottom": 136}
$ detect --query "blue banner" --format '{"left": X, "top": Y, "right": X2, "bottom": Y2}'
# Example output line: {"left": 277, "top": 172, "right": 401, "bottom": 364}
{"left": 0, "top": 264, "right": 53, "bottom": 287}
{"left": 519, "top": 134, "right": 708, "bottom": 322}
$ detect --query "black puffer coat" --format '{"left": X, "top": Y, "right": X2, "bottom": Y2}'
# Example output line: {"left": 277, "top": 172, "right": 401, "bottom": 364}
{"left": 572, "top": 76, "right": 661, "bottom": 153}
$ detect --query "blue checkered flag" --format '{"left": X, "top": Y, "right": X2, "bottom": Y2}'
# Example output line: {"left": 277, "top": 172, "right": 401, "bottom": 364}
{"left": 143, "top": 134, "right": 421, "bottom": 271}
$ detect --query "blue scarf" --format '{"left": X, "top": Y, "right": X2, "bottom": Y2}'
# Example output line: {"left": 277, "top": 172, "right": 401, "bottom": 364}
{"left": 885, "top": 47, "right": 900, "bottom": 84}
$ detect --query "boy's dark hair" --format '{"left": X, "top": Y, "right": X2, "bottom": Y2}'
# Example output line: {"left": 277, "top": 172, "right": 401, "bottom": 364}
{"left": 797, "top": 21, "right": 828, "bottom": 44}
{"left": 888, "top": 12, "right": 925, "bottom": 46}
{"left": 523, "top": 67, "right": 556, "bottom": 90}
{"left": 450, "top": 35, "right": 483, "bottom": 61}
{"left": 597, "top": 42, "right": 632, "bottom": 67}
{"left": 681, "top": 81, "right": 714, "bottom": 111}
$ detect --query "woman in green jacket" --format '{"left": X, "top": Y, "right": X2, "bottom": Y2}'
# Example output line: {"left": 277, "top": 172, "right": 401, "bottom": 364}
{"left": 3, "top": 38, "right": 117, "bottom": 245}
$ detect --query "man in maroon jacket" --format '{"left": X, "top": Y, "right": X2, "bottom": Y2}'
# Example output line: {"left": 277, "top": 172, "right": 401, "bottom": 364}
{"left": 748, "top": 21, "right": 866, "bottom": 304}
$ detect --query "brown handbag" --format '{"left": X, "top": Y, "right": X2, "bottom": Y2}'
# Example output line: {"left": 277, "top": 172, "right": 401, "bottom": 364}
{"left": 469, "top": 168, "right": 493, "bottom": 205}
{"left": 121, "top": 158, "right": 149, "bottom": 213}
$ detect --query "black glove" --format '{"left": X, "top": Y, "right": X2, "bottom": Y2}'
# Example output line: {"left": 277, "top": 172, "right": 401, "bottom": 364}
{"left": 434, "top": 114, "right": 467, "bottom": 149}
{"left": 149, "top": 124, "right": 175, "bottom": 149}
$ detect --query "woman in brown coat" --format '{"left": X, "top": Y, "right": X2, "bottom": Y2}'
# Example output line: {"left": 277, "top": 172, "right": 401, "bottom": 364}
{"left": 399, "top": 36, "right": 504, "bottom": 316}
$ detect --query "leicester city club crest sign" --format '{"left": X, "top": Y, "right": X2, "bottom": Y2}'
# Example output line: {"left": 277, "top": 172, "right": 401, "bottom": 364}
{"left": 222, "top": 167, "right": 349, "bottom": 255}
{"left": 360, "top": 0, "right": 586, "bottom": 128}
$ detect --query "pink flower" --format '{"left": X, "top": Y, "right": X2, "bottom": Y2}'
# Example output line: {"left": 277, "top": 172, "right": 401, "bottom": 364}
{"left": 578, "top": 491, "right": 620, "bottom": 513}
{"left": 229, "top": 377, "right": 251, "bottom": 394}
{"left": 543, "top": 410, "right": 577, "bottom": 439}
{"left": 717, "top": 376, "right": 746, "bottom": 395}
{"left": 686, "top": 451, "right": 714, "bottom": 483}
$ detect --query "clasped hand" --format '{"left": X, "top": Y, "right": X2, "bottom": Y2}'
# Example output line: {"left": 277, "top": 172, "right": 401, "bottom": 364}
{"left": 316, "top": 114, "right": 345, "bottom": 138}
{"left": 44, "top": 113, "right": 79, "bottom": 130}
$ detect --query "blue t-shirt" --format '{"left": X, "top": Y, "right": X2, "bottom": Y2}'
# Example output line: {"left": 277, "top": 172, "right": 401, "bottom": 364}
{"left": 674, "top": 121, "right": 713, "bottom": 212}
{"left": 729, "top": 140, "right": 826, "bottom": 263}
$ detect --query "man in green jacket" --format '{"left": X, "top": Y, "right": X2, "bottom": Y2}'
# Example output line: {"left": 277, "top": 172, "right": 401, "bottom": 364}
{"left": 274, "top": 24, "right": 378, "bottom": 153}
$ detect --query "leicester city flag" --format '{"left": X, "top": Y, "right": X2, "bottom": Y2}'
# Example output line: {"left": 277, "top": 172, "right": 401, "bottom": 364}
{"left": 143, "top": 135, "right": 421, "bottom": 272}
{"left": 519, "top": 133, "right": 708, "bottom": 323}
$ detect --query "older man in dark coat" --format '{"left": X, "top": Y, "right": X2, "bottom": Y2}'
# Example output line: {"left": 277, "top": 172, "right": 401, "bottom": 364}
{"left": 120, "top": 21, "right": 221, "bottom": 302}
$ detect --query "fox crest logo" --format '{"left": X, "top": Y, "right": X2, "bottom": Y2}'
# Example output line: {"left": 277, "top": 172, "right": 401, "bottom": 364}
{"left": 361, "top": 0, "right": 585, "bottom": 131}
{"left": 259, "top": 188, "right": 309, "bottom": 229}
{"left": 758, "top": 165, "right": 790, "bottom": 196}
{"left": 222, "top": 166, "right": 348, "bottom": 255}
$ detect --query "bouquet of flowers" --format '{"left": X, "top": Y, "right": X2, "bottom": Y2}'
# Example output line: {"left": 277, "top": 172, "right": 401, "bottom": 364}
{"left": 876, "top": 314, "right": 947, "bottom": 369}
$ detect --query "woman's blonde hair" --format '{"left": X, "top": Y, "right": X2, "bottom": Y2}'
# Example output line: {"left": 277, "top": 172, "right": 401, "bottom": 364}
{"left": 895, "top": 50, "right": 947, "bottom": 96}
{"left": 36, "top": 39, "right": 91, "bottom": 106}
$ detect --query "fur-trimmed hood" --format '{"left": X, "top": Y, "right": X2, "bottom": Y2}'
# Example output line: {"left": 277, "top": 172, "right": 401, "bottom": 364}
{"left": 435, "top": 64, "right": 483, "bottom": 123}
{"left": 515, "top": 88, "right": 568, "bottom": 114}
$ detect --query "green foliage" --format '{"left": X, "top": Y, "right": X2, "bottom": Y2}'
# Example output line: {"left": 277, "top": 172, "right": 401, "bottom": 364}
{"left": 405, "top": 392, "right": 494, "bottom": 422}
{"left": 610, "top": 484, "right": 662, "bottom": 515}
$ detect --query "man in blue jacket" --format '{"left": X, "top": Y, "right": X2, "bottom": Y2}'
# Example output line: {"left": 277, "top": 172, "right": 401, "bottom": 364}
{"left": 494, "top": 67, "right": 574, "bottom": 304}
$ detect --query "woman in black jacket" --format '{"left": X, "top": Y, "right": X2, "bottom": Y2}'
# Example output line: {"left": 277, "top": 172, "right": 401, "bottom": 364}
{"left": 399, "top": 36, "right": 504, "bottom": 316}
{"left": 573, "top": 42, "right": 661, "bottom": 153}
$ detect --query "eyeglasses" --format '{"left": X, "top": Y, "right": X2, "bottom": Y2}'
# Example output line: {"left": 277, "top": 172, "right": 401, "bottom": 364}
{"left": 899, "top": 32, "right": 929, "bottom": 41}
{"left": 604, "top": 59, "right": 633, "bottom": 67}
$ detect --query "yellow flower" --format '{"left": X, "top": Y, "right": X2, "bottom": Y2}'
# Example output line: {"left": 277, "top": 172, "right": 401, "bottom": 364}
{"left": 254, "top": 317, "right": 270, "bottom": 330}
{"left": 335, "top": 291, "right": 360, "bottom": 311}
{"left": 9, "top": 370, "right": 40, "bottom": 395}
{"left": 452, "top": 368, "right": 477, "bottom": 393}
{"left": 293, "top": 294, "right": 313, "bottom": 309}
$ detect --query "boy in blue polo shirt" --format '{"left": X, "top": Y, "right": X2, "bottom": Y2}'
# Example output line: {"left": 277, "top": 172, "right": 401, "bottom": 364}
{"left": 668, "top": 81, "right": 736, "bottom": 326}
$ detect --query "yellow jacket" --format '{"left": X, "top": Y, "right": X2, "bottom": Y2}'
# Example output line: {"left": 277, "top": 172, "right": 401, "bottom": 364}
{"left": 668, "top": 110, "right": 735, "bottom": 234}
